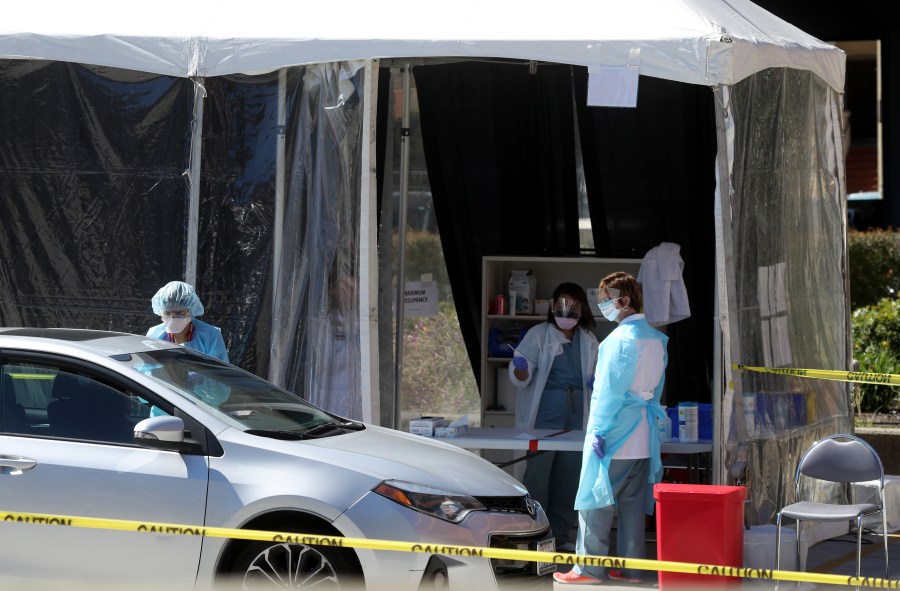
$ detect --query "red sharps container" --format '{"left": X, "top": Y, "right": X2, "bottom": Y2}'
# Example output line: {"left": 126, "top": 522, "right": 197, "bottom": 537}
{"left": 654, "top": 483, "right": 747, "bottom": 590}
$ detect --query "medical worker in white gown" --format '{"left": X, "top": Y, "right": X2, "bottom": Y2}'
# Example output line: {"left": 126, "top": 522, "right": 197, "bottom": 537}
{"left": 508, "top": 282, "right": 598, "bottom": 551}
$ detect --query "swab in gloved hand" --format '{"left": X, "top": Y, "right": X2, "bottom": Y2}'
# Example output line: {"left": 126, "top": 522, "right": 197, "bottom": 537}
{"left": 507, "top": 344, "right": 534, "bottom": 372}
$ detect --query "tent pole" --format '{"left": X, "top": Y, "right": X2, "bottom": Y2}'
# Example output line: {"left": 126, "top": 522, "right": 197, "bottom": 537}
{"left": 272, "top": 68, "right": 287, "bottom": 346}
{"left": 713, "top": 85, "right": 740, "bottom": 486}
{"left": 185, "top": 77, "right": 206, "bottom": 287}
{"left": 393, "top": 64, "right": 412, "bottom": 430}
{"left": 359, "top": 60, "right": 380, "bottom": 424}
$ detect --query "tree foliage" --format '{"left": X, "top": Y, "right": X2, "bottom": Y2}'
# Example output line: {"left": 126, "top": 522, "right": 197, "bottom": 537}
{"left": 851, "top": 298, "right": 900, "bottom": 413}
{"left": 849, "top": 229, "right": 900, "bottom": 413}
{"left": 400, "top": 232, "right": 479, "bottom": 425}
{"left": 848, "top": 228, "right": 900, "bottom": 308}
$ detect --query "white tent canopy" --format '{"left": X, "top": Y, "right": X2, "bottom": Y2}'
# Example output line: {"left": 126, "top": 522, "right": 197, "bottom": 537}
{"left": 4, "top": 0, "right": 844, "bottom": 89}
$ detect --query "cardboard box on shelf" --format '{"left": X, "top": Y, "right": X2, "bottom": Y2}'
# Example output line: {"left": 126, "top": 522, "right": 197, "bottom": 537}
{"left": 508, "top": 269, "right": 536, "bottom": 315}
{"left": 435, "top": 416, "right": 469, "bottom": 438}
{"left": 409, "top": 416, "right": 444, "bottom": 436}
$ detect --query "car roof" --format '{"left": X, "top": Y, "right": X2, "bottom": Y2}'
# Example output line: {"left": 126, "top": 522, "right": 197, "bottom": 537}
{"left": 0, "top": 327, "right": 179, "bottom": 357}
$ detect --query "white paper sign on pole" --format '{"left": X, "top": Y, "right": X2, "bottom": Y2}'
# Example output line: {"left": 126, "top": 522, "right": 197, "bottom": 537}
{"left": 404, "top": 274, "right": 438, "bottom": 317}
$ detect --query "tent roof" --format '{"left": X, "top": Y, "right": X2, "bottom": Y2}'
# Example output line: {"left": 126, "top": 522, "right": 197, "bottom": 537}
{"left": 3, "top": 0, "right": 844, "bottom": 91}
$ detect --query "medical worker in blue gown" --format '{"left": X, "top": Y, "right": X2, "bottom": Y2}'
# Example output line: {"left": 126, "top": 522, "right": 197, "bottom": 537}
{"left": 147, "top": 281, "right": 229, "bottom": 363}
{"left": 508, "top": 282, "right": 599, "bottom": 552}
{"left": 554, "top": 271, "right": 667, "bottom": 585}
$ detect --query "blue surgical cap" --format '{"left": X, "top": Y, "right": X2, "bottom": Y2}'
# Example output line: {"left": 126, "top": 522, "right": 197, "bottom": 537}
{"left": 151, "top": 281, "right": 205, "bottom": 317}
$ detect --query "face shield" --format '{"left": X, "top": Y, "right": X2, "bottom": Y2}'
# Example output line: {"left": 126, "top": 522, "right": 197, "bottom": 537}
{"left": 553, "top": 296, "right": 582, "bottom": 319}
{"left": 552, "top": 297, "right": 582, "bottom": 330}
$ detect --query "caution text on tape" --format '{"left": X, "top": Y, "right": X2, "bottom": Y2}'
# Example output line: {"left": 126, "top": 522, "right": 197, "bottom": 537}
{"left": 733, "top": 364, "right": 900, "bottom": 386}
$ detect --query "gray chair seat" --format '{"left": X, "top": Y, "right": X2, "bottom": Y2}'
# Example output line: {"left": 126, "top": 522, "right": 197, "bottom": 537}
{"left": 780, "top": 501, "right": 880, "bottom": 522}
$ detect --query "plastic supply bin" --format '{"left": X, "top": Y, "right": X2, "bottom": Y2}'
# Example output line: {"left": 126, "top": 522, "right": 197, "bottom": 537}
{"left": 667, "top": 406, "right": 679, "bottom": 439}
{"left": 654, "top": 484, "right": 747, "bottom": 589}
{"left": 699, "top": 403, "right": 712, "bottom": 440}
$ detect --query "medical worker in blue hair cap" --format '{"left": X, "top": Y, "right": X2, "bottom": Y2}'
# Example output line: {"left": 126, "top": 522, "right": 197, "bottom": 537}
{"left": 147, "top": 281, "right": 229, "bottom": 362}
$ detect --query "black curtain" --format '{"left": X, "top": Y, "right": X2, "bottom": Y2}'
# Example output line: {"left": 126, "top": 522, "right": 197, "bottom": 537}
{"left": 574, "top": 73, "right": 718, "bottom": 405}
{"left": 0, "top": 62, "right": 192, "bottom": 331}
{"left": 413, "top": 62, "right": 717, "bottom": 402}
{"left": 414, "top": 62, "right": 582, "bottom": 383}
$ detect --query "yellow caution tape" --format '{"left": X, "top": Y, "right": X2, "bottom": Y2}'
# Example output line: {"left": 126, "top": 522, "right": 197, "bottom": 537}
{"left": 733, "top": 364, "right": 900, "bottom": 387}
{"left": 2, "top": 509, "right": 898, "bottom": 588}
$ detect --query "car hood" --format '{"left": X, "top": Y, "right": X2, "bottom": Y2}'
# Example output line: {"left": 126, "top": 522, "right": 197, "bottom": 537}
{"left": 232, "top": 423, "right": 528, "bottom": 497}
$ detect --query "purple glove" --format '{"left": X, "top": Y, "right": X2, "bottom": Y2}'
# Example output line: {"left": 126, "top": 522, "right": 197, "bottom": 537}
{"left": 592, "top": 435, "right": 605, "bottom": 459}
{"left": 587, "top": 375, "right": 595, "bottom": 390}
{"left": 187, "top": 371, "right": 204, "bottom": 387}
{"left": 512, "top": 355, "right": 529, "bottom": 372}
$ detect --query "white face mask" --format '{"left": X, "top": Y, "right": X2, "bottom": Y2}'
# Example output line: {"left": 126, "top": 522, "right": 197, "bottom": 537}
{"left": 598, "top": 301, "right": 621, "bottom": 323}
{"left": 555, "top": 317, "right": 578, "bottom": 330}
{"left": 164, "top": 316, "right": 191, "bottom": 335}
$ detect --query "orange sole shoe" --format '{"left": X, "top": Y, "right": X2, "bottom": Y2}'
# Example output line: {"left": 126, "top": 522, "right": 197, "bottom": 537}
{"left": 553, "top": 570, "right": 604, "bottom": 585}
{"left": 608, "top": 569, "right": 642, "bottom": 584}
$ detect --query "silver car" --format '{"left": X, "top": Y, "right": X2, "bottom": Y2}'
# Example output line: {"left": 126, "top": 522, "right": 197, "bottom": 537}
{"left": 0, "top": 328, "right": 553, "bottom": 590}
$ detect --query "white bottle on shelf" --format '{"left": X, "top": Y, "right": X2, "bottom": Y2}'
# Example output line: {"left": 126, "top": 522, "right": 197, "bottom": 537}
{"left": 659, "top": 406, "right": 673, "bottom": 442}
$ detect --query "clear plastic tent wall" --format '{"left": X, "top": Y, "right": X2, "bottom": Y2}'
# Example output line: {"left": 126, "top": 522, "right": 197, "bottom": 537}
{"left": 268, "top": 62, "right": 364, "bottom": 420}
{"left": 0, "top": 60, "right": 364, "bottom": 419}
{"left": 723, "top": 68, "right": 851, "bottom": 525}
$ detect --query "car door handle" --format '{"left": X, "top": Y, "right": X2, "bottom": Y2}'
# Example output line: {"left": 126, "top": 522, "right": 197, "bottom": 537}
{"left": 0, "top": 455, "right": 37, "bottom": 476}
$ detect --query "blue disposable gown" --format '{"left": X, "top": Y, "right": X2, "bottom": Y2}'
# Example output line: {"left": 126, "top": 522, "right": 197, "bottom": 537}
{"left": 574, "top": 317, "right": 668, "bottom": 513}
{"left": 507, "top": 323, "right": 599, "bottom": 430}
{"left": 146, "top": 318, "right": 229, "bottom": 363}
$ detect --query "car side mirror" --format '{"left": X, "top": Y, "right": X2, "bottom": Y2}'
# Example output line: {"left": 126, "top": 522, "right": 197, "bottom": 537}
{"left": 134, "top": 416, "right": 200, "bottom": 453}
{"left": 135, "top": 415, "right": 185, "bottom": 442}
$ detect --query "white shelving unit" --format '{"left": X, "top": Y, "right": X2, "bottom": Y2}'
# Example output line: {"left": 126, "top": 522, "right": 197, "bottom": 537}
{"left": 480, "top": 256, "right": 642, "bottom": 429}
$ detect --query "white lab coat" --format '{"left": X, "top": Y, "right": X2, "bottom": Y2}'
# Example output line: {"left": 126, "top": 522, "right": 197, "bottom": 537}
{"left": 507, "top": 322, "right": 599, "bottom": 430}
{"left": 638, "top": 242, "right": 691, "bottom": 327}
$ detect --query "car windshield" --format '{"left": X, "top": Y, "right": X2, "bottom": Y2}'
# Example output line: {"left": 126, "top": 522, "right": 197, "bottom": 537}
{"left": 112, "top": 348, "right": 342, "bottom": 435}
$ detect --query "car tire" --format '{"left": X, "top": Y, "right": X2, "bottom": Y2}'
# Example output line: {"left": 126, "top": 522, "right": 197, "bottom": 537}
{"left": 230, "top": 539, "right": 363, "bottom": 590}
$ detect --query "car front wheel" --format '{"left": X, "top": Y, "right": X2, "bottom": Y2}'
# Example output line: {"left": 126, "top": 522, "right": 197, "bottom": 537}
{"left": 232, "top": 540, "right": 362, "bottom": 590}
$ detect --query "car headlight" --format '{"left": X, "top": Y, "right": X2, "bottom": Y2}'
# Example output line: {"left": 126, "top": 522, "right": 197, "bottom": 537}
{"left": 373, "top": 480, "right": 486, "bottom": 523}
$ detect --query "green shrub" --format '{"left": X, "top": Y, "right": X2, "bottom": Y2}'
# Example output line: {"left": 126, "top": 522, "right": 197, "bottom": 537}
{"left": 403, "top": 231, "right": 452, "bottom": 299}
{"left": 851, "top": 298, "right": 900, "bottom": 413}
{"left": 402, "top": 301, "right": 480, "bottom": 419}
{"left": 400, "top": 231, "right": 479, "bottom": 423}
{"left": 848, "top": 228, "right": 900, "bottom": 309}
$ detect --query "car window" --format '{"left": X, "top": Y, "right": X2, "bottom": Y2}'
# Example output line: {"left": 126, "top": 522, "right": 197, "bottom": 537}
{"left": 1, "top": 362, "right": 149, "bottom": 443}
{"left": 116, "top": 349, "right": 340, "bottom": 435}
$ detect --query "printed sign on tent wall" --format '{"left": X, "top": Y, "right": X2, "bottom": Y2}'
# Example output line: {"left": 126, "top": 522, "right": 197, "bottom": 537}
{"left": 404, "top": 274, "right": 438, "bottom": 317}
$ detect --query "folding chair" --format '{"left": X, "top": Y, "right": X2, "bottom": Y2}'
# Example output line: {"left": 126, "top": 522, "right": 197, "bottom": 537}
{"left": 776, "top": 433, "right": 889, "bottom": 581}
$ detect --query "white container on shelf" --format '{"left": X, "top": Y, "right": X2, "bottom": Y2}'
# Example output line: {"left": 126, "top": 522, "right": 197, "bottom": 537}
{"left": 496, "top": 367, "right": 517, "bottom": 412}
{"left": 678, "top": 402, "right": 699, "bottom": 442}
{"left": 658, "top": 405, "right": 673, "bottom": 442}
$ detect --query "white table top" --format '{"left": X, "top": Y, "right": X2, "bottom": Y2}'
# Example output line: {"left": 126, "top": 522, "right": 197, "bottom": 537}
{"left": 434, "top": 427, "right": 713, "bottom": 454}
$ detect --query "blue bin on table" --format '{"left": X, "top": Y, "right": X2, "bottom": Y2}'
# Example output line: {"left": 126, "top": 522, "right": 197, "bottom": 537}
{"left": 667, "top": 406, "right": 679, "bottom": 439}
{"left": 699, "top": 403, "right": 712, "bottom": 440}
